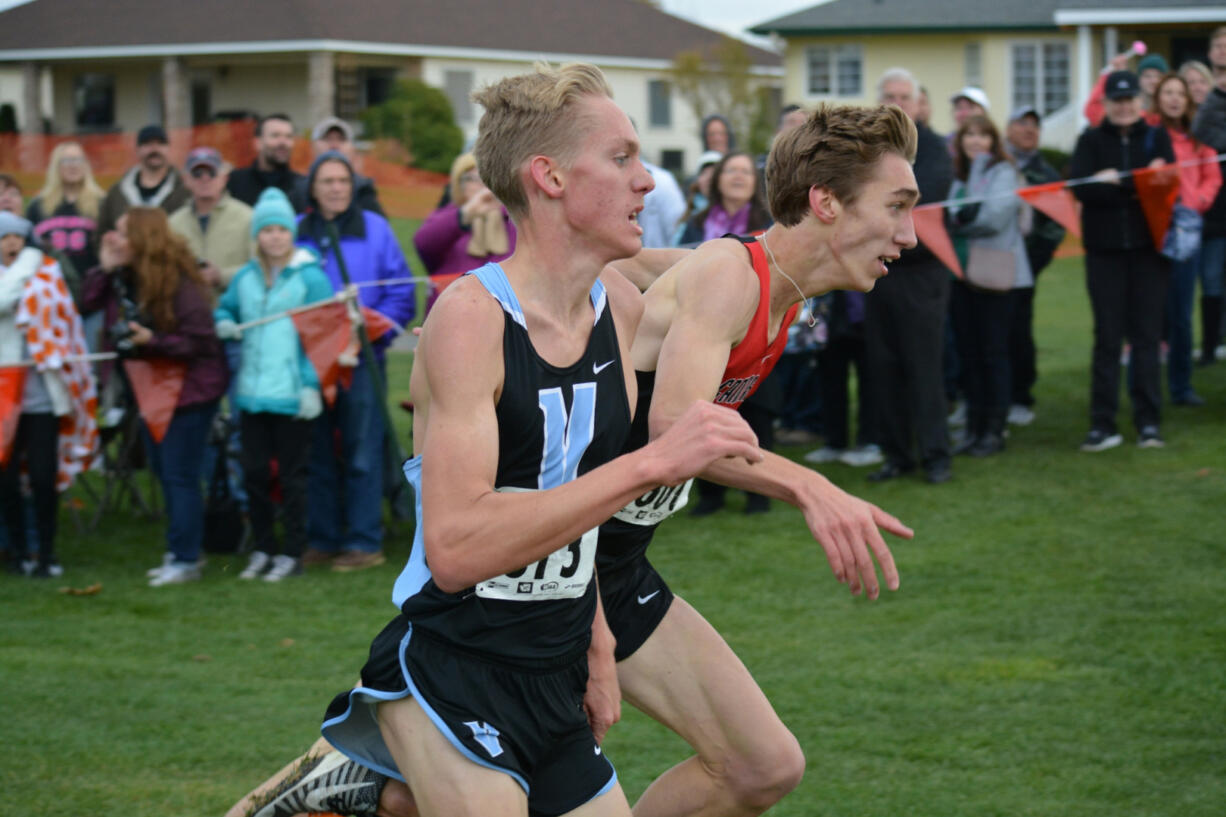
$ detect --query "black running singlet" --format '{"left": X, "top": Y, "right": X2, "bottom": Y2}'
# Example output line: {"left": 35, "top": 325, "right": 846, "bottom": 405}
{"left": 394, "top": 263, "right": 631, "bottom": 662}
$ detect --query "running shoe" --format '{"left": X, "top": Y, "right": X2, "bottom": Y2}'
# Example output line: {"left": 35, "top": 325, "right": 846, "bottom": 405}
{"left": 262, "top": 555, "right": 302, "bottom": 582}
{"left": 1137, "top": 426, "right": 1165, "bottom": 449}
{"left": 239, "top": 551, "right": 271, "bottom": 580}
{"left": 1079, "top": 429, "right": 1122, "bottom": 453}
{"left": 249, "top": 750, "right": 385, "bottom": 817}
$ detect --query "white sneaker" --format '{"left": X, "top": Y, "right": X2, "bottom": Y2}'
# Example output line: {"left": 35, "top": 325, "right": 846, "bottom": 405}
{"left": 146, "top": 552, "right": 174, "bottom": 578}
{"left": 839, "top": 444, "right": 884, "bottom": 467}
{"left": 803, "top": 446, "right": 845, "bottom": 464}
{"left": 947, "top": 401, "right": 967, "bottom": 427}
{"left": 1007, "top": 405, "right": 1035, "bottom": 426}
{"left": 148, "top": 561, "right": 202, "bottom": 587}
{"left": 262, "top": 554, "right": 302, "bottom": 582}
{"left": 239, "top": 550, "right": 272, "bottom": 580}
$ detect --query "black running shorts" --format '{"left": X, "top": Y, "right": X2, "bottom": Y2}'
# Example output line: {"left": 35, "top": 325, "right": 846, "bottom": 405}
{"left": 600, "top": 556, "right": 675, "bottom": 662}
{"left": 322, "top": 615, "right": 617, "bottom": 817}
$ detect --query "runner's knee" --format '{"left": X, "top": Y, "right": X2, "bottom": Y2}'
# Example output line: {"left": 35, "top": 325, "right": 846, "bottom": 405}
{"left": 377, "top": 778, "right": 417, "bottom": 817}
{"left": 720, "top": 732, "right": 805, "bottom": 810}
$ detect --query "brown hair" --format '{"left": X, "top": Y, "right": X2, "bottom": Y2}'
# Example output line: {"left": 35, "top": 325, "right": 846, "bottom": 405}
{"left": 952, "top": 115, "right": 1011, "bottom": 182}
{"left": 471, "top": 62, "right": 613, "bottom": 220}
{"left": 694, "top": 152, "right": 771, "bottom": 232}
{"left": 124, "top": 207, "right": 206, "bottom": 332}
{"left": 766, "top": 104, "right": 918, "bottom": 227}
{"left": 1155, "top": 73, "right": 1196, "bottom": 133}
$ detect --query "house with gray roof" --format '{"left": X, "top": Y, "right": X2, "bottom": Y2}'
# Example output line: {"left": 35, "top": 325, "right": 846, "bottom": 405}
{"left": 751, "top": 0, "right": 1226, "bottom": 149}
{"left": 0, "top": 0, "right": 781, "bottom": 174}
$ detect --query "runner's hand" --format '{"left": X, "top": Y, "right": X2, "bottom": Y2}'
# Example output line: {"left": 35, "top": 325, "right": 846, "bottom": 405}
{"left": 798, "top": 476, "right": 909, "bottom": 600}
{"left": 645, "top": 401, "right": 762, "bottom": 486}
{"left": 583, "top": 637, "right": 621, "bottom": 744}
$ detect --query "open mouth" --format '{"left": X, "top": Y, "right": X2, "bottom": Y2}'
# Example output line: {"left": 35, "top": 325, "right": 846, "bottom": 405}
{"left": 629, "top": 208, "right": 643, "bottom": 236}
{"left": 877, "top": 256, "right": 897, "bottom": 275}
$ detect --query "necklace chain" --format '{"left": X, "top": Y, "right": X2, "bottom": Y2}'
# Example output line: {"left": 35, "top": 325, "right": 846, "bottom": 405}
{"left": 757, "top": 233, "right": 816, "bottom": 329}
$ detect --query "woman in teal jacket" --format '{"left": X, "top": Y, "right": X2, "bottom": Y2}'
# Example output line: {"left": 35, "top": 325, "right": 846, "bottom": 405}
{"left": 215, "top": 188, "right": 333, "bottom": 582}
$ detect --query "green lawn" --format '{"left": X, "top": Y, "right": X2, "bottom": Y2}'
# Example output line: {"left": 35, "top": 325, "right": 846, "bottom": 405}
{"left": 2, "top": 255, "right": 1225, "bottom": 816}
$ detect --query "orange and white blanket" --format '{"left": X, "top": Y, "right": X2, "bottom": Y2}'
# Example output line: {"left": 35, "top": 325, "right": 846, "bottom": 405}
{"left": 10, "top": 249, "right": 98, "bottom": 490}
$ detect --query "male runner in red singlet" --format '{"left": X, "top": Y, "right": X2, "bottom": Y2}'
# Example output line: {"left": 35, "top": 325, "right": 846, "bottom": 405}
{"left": 227, "top": 103, "right": 919, "bottom": 817}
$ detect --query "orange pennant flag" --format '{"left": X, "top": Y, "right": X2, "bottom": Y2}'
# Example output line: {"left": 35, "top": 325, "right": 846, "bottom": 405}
{"left": 360, "top": 306, "right": 399, "bottom": 343}
{"left": 291, "top": 302, "right": 353, "bottom": 407}
{"left": 122, "top": 359, "right": 187, "bottom": 444}
{"left": 913, "top": 205, "right": 963, "bottom": 278}
{"left": 1017, "top": 181, "right": 1082, "bottom": 239}
{"left": 0, "top": 366, "right": 27, "bottom": 466}
{"left": 1133, "top": 166, "right": 1181, "bottom": 250}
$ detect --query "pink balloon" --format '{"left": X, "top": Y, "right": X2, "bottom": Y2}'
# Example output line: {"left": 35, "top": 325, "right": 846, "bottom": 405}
{"left": 1131, "top": 40, "right": 1147, "bottom": 56}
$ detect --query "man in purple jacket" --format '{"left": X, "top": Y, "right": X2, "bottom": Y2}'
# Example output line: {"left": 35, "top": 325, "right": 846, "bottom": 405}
{"left": 295, "top": 150, "right": 415, "bottom": 571}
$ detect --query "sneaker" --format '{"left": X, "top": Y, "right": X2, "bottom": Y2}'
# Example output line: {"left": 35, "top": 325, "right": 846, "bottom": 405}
{"left": 146, "top": 552, "right": 174, "bottom": 578}
{"left": 148, "top": 561, "right": 202, "bottom": 587}
{"left": 1080, "top": 429, "right": 1123, "bottom": 452}
{"left": 248, "top": 749, "right": 386, "bottom": 817}
{"left": 1137, "top": 426, "right": 1165, "bottom": 449}
{"left": 947, "top": 401, "right": 967, "bottom": 428}
{"left": 1007, "top": 404, "right": 1035, "bottom": 426}
{"left": 330, "top": 550, "right": 387, "bottom": 573}
{"left": 262, "top": 554, "right": 302, "bottom": 582}
{"left": 239, "top": 551, "right": 272, "bottom": 580}
{"left": 839, "top": 444, "right": 884, "bottom": 467}
{"left": 300, "top": 547, "right": 337, "bottom": 567}
{"left": 803, "top": 446, "right": 845, "bottom": 464}
{"left": 29, "top": 560, "right": 63, "bottom": 579}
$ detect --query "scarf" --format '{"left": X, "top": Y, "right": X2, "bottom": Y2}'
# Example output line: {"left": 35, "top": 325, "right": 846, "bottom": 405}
{"left": 703, "top": 202, "right": 751, "bottom": 242}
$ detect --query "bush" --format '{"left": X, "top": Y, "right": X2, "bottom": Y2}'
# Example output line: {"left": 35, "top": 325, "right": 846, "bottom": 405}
{"left": 361, "top": 79, "right": 463, "bottom": 175}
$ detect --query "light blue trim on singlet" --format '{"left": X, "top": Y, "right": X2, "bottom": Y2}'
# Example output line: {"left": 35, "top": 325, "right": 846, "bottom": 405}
{"left": 391, "top": 268, "right": 609, "bottom": 607}
{"left": 320, "top": 623, "right": 531, "bottom": 794}
{"left": 391, "top": 456, "right": 429, "bottom": 608}
{"left": 471, "top": 262, "right": 607, "bottom": 327}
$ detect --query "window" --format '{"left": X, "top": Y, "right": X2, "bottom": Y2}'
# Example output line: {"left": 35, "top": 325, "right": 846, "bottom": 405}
{"left": 648, "top": 79, "right": 672, "bottom": 128}
{"left": 74, "top": 73, "right": 115, "bottom": 129}
{"left": 660, "top": 149, "right": 684, "bottom": 175}
{"left": 444, "top": 70, "right": 474, "bottom": 124}
{"left": 363, "top": 69, "right": 397, "bottom": 108}
{"left": 964, "top": 43, "right": 982, "bottom": 88}
{"left": 1011, "top": 41, "right": 1070, "bottom": 116}
{"left": 806, "top": 45, "right": 861, "bottom": 97}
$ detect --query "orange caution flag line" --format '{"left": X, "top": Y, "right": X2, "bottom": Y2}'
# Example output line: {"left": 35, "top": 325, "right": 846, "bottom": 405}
{"left": 912, "top": 155, "right": 1199, "bottom": 278}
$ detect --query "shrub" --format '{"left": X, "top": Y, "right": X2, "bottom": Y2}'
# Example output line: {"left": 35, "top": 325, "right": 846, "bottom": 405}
{"left": 361, "top": 79, "right": 463, "bottom": 174}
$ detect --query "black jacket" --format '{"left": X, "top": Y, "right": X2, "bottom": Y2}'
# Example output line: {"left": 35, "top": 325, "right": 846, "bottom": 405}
{"left": 1192, "top": 88, "right": 1226, "bottom": 237}
{"left": 1069, "top": 118, "right": 1175, "bottom": 252}
{"left": 226, "top": 162, "right": 305, "bottom": 211}
{"left": 896, "top": 122, "right": 953, "bottom": 268}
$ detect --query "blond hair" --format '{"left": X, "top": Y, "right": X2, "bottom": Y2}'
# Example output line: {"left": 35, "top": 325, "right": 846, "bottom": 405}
{"left": 766, "top": 104, "right": 918, "bottom": 227}
{"left": 37, "top": 142, "right": 104, "bottom": 220}
{"left": 471, "top": 63, "right": 613, "bottom": 219}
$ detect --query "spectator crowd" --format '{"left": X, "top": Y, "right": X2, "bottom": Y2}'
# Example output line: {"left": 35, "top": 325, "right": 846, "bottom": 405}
{"left": 3, "top": 28, "right": 1226, "bottom": 578}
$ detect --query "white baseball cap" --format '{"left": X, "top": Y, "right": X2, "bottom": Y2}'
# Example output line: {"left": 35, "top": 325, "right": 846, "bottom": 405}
{"left": 951, "top": 86, "right": 991, "bottom": 112}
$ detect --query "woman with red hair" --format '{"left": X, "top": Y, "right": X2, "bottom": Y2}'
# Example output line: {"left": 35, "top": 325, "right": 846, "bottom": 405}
{"left": 82, "top": 207, "right": 227, "bottom": 586}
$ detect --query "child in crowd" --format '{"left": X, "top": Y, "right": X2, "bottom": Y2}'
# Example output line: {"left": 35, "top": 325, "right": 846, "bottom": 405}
{"left": 214, "top": 189, "right": 332, "bottom": 581}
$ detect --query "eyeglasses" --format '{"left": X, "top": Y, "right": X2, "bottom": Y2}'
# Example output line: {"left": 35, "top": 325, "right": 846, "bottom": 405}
{"left": 190, "top": 167, "right": 218, "bottom": 179}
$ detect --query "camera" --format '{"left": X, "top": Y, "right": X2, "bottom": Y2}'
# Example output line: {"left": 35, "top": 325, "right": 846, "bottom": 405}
{"left": 107, "top": 276, "right": 142, "bottom": 355}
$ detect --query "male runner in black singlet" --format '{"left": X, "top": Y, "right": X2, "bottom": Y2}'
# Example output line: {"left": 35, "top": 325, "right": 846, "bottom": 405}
{"left": 309, "top": 63, "right": 761, "bottom": 817}
{"left": 228, "top": 104, "right": 918, "bottom": 817}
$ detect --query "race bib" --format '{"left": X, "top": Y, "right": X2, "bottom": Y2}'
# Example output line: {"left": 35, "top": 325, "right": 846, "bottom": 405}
{"left": 476, "top": 487, "right": 597, "bottom": 601}
{"left": 613, "top": 479, "right": 693, "bottom": 526}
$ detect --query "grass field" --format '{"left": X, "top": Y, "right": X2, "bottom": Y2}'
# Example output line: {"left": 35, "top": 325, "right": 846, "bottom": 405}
{"left": 2, "top": 254, "right": 1225, "bottom": 816}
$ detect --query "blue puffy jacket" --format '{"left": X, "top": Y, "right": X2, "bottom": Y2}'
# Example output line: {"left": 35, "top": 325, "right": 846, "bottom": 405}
{"left": 215, "top": 247, "right": 334, "bottom": 415}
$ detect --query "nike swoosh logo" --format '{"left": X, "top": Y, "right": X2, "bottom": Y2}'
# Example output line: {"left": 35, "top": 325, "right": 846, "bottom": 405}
{"left": 304, "top": 782, "right": 373, "bottom": 811}
{"left": 593, "top": 360, "right": 615, "bottom": 375}
{"left": 594, "top": 744, "right": 603, "bottom": 755}
{"left": 637, "top": 590, "right": 660, "bottom": 605}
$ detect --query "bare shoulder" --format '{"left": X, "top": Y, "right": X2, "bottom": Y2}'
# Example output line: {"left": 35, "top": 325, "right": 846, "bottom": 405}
{"left": 671, "top": 237, "right": 759, "bottom": 322}
{"left": 418, "top": 275, "right": 505, "bottom": 402}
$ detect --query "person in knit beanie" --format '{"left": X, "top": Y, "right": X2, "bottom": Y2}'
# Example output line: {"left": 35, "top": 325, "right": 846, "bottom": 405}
{"left": 215, "top": 185, "right": 333, "bottom": 583}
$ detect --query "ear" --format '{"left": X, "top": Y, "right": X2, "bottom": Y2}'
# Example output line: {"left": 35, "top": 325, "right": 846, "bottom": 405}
{"left": 527, "top": 155, "right": 565, "bottom": 202}
{"left": 808, "top": 185, "right": 841, "bottom": 225}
